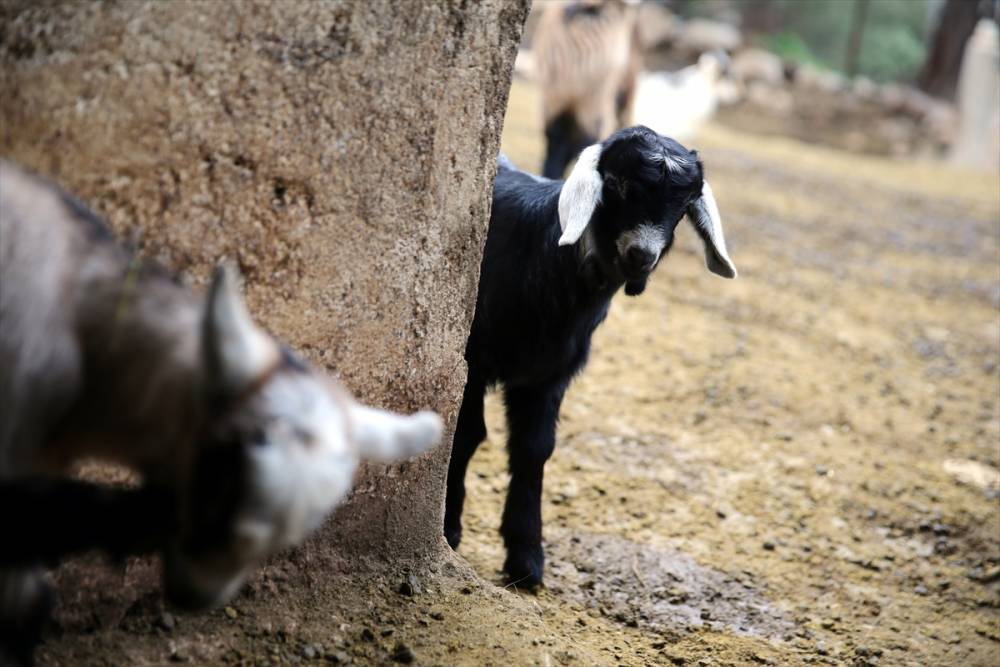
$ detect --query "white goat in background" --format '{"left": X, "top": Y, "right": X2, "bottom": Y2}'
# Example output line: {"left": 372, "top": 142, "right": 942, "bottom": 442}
{"left": 634, "top": 51, "right": 739, "bottom": 143}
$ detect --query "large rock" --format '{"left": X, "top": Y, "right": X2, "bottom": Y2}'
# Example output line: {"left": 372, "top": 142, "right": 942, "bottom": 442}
{"left": 731, "top": 48, "right": 784, "bottom": 87}
{"left": 0, "top": 0, "right": 527, "bottom": 568}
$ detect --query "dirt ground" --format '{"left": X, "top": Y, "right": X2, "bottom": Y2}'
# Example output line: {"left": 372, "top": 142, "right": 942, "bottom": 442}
{"left": 36, "top": 78, "right": 998, "bottom": 667}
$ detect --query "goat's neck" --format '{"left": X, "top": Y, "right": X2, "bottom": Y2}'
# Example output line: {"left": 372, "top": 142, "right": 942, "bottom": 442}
{"left": 557, "top": 225, "right": 621, "bottom": 308}
{"left": 56, "top": 257, "right": 205, "bottom": 481}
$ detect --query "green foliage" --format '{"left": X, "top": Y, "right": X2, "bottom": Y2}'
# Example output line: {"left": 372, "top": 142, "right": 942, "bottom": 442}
{"left": 760, "top": 30, "right": 824, "bottom": 68}
{"left": 858, "top": 24, "right": 927, "bottom": 82}
{"left": 671, "top": 0, "right": 935, "bottom": 83}
{"left": 858, "top": 0, "right": 933, "bottom": 82}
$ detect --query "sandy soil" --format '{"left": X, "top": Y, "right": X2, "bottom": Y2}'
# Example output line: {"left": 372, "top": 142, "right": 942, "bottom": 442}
{"left": 36, "top": 78, "right": 998, "bottom": 667}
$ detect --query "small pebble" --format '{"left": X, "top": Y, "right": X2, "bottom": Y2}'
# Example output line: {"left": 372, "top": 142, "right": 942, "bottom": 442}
{"left": 914, "top": 584, "right": 928, "bottom": 596}
{"left": 967, "top": 567, "right": 1000, "bottom": 583}
{"left": 329, "top": 650, "right": 351, "bottom": 664}
{"left": 169, "top": 641, "right": 188, "bottom": 663}
{"left": 391, "top": 642, "right": 415, "bottom": 664}
{"left": 763, "top": 541, "right": 776, "bottom": 551}
{"left": 360, "top": 628, "right": 375, "bottom": 642}
{"left": 224, "top": 607, "right": 238, "bottom": 620}
{"left": 157, "top": 612, "right": 176, "bottom": 632}
{"left": 397, "top": 573, "right": 422, "bottom": 596}
{"left": 301, "top": 644, "right": 316, "bottom": 659}
{"left": 429, "top": 610, "right": 445, "bottom": 621}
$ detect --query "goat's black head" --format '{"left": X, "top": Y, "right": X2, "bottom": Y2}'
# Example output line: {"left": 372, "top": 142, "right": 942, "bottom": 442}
{"left": 557, "top": 125, "right": 737, "bottom": 295}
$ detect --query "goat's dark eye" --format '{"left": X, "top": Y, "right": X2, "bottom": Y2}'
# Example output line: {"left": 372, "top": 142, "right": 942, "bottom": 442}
{"left": 293, "top": 427, "right": 316, "bottom": 447}
{"left": 247, "top": 427, "right": 268, "bottom": 446}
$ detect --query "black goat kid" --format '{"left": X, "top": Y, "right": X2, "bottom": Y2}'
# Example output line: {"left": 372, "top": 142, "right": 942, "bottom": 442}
{"left": 444, "top": 126, "right": 737, "bottom": 587}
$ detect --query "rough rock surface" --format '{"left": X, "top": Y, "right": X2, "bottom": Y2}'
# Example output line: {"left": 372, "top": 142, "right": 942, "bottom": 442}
{"left": 0, "top": 0, "right": 526, "bottom": 616}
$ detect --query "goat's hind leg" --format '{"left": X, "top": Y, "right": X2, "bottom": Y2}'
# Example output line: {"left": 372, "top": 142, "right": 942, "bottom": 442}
{"left": 500, "top": 383, "right": 565, "bottom": 589}
{"left": 444, "top": 375, "right": 487, "bottom": 550}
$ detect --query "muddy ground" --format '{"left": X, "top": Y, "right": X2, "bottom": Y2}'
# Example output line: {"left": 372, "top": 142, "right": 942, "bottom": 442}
{"left": 37, "top": 79, "right": 999, "bottom": 666}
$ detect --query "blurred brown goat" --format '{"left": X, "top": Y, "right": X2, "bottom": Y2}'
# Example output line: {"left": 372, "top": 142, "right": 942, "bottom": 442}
{"left": 533, "top": 0, "right": 642, "bottom": 178}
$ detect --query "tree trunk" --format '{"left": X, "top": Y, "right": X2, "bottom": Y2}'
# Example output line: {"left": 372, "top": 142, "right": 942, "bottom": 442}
{"left": 0, "top": 0, "right": 528, "bottom": 651}
{"left": 918, "top": 0, "right": 983, "bottom": 100}
{"left": 844, "top": 0, "right": 870, "bottom": 79}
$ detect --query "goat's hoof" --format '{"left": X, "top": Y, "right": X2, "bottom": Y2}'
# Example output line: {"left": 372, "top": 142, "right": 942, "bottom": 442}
{"left": 502, "top": 546, "right": 544, "bottom": 590}
{"left": 444, "top": 524, "right": 462, "bottom": 551}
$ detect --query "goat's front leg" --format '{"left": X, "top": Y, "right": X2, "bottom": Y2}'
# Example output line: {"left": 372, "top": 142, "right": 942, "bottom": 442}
{"left": 500, "top": 382, "right": 566, "bottom": 589}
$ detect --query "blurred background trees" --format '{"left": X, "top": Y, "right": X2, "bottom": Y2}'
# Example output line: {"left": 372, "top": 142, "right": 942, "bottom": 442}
{"left": 918, "top": 0, "right": 989, "bottom": 99}
{"left": 674, "top": 0, "right": 997, "bottom": 91}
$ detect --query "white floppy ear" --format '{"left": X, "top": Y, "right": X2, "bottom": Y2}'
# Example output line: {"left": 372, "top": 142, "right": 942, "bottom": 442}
{"left": 685, "top": 180, "right": 738, "bottom": 279}
{"left": 348, "top": 403, "right": 443, "bottom": 462}
{"left": 557, "top": 144, "right": 604, "bottom": 246}
{"left": 202, "top": 264, "right": 280, "bottom": 396}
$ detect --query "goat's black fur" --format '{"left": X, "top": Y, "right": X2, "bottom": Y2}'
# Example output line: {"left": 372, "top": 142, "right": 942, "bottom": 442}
{"left": 0, "top": 479, "right": 174, "bottom": 567}
{"left": 445, "top": 126, "right": 711, "bottom": 587}
{"left": 0, "top": 479, "right": 173, "bottom": 665}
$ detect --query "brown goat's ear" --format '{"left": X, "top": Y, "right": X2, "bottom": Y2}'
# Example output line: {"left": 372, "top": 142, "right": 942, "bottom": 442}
{"left": 685, "top": 180, "right": 737, "bottom": 279}
{"left": 202, "top": 264, "right": 279, "bottom": 398}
